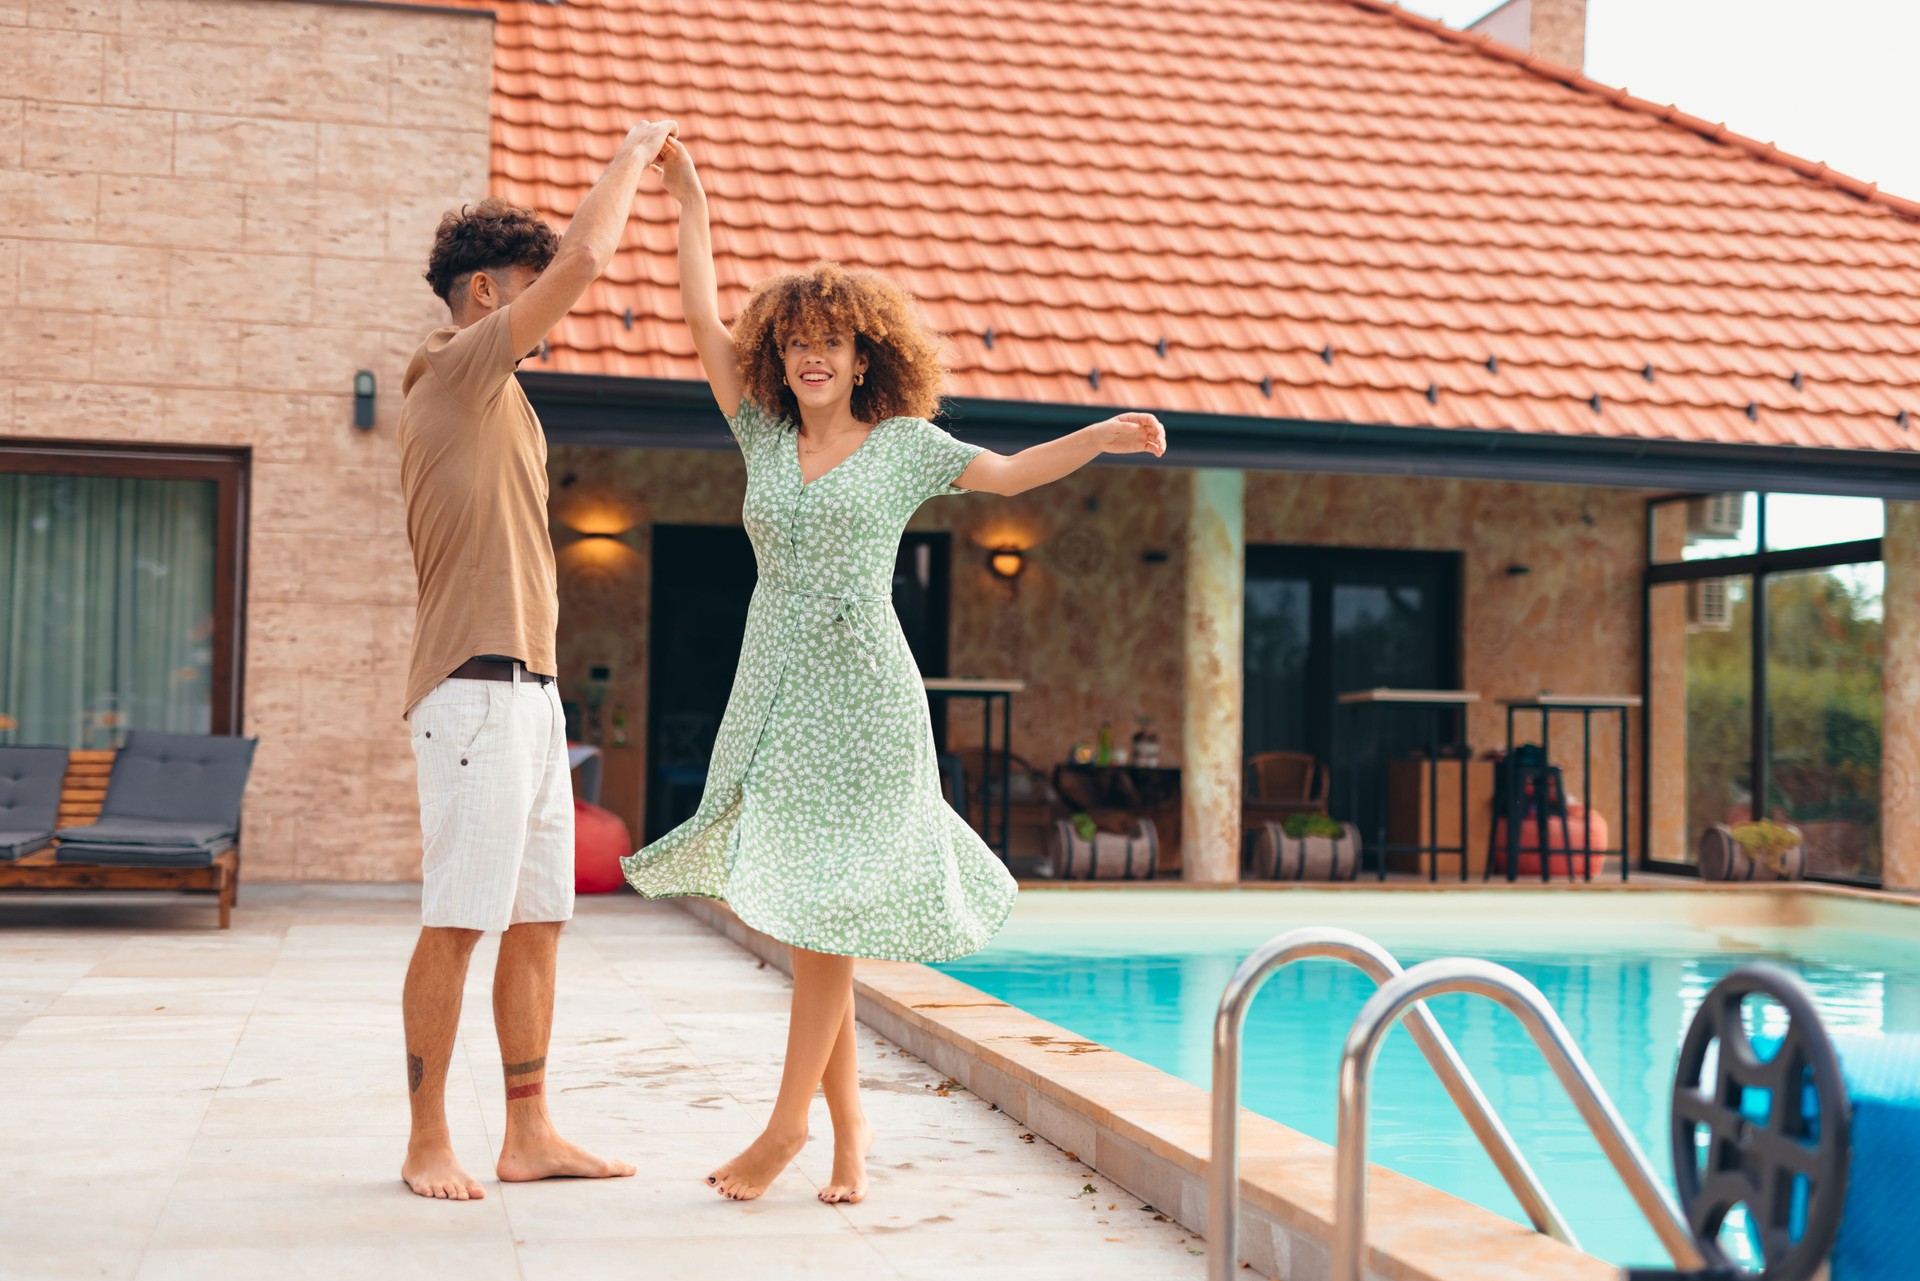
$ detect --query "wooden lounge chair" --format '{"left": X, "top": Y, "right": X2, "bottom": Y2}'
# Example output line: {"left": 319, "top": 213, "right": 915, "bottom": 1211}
{"left": 0, "top": 733, "right": 255, "bottom": 928}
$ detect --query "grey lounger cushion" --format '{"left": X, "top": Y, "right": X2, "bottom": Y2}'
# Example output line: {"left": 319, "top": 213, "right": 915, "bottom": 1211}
{"left": 0, "top": 830, "right": 55, "bottom": 861}
{"left": 0, "top": 746, "right": 70, "bottom": 861}
{"left": 54, "top": 838, "right": 232, "bottom": 868}
{"left": 53, "top": 817, "right": 237, "bottom": 848}
{"left": 94, "top": 731, "right": 257, "bottom": 828}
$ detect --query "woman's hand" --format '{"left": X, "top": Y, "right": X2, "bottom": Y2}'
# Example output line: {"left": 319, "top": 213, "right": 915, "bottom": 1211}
{"left": 658, "top": 136, "right": 703, "bottom": 205}
{"left": 621, "top": 119, "right": 678, "bottom": 168}
{"left": 1094, "top": 411, "right": 1168, "bottom": 457}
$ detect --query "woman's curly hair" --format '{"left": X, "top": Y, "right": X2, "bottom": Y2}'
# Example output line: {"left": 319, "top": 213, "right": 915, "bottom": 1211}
{"left": 733, "top": 262, "right": 948, "bottom": 425}
{"left": 423, "top": 198, "right": 559, "bottom": 305}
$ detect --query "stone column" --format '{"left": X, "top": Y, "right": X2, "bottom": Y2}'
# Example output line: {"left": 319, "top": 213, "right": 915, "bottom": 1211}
{"left": 1882, "top": 501, "right": 1920, "bottom": 889}
{"left": 1181, "top": 469, "right": 1245, "bottom": 883}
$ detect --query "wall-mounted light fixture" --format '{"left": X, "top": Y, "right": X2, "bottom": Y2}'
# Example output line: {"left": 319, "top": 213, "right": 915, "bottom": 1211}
{"left": 987, "top": 545, "right": 1026, "bottom": 581}
{"left": 353, "top": 370, "right": 376, "bottom": 429}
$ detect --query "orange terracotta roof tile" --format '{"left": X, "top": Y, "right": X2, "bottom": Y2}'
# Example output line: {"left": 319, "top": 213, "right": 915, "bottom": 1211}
{"left": 476, "top": 0, "right": 1920, "bottom": 452}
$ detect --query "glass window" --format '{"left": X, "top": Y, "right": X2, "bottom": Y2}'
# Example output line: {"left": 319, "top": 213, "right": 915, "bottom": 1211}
{"left": 0, "top": 473, "right": 218, "bottom": 748}
{"left": 1764, "top": 494, "right": 1885, "bottom": 551}
{"left": 1764, "top": 563, "right": 1883, "bottom": 879}
{"left": 1650, "top": 493, "right": 1759, "bottom": 564}
{"left": 1647, "top": 576, "right": 1754, "bottom": 863}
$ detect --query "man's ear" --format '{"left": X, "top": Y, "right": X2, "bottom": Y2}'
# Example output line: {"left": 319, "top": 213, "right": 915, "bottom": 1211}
{"left": 469, "top": 270, "right": 497, "bottom": 313}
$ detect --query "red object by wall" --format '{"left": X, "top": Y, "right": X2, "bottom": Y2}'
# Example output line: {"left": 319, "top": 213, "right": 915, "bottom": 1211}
{"left": 1489, "top": 802, "right": 1612, "bottom": 878}
{"left": 574, "top": 800, "right": 632, "bottom": 894}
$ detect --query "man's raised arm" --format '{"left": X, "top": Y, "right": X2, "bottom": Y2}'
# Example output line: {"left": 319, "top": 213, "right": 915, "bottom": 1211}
{"left": 507, "top": 118, "right": 678, "bottom": 357}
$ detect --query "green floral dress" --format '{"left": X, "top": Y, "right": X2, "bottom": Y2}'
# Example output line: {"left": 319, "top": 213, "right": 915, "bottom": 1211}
{"left": 621, "top": 399, "right": 1018, "bottom": 962}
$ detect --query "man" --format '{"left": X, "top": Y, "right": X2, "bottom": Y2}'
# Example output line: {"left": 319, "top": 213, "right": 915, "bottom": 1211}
{"left": 395, "top": 118, "right": 676, "bottom": 1200}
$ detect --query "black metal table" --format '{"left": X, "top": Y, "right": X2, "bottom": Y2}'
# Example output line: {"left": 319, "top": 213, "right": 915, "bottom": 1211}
{"left": 1334, "top": 688, "right": 1479, "bottom": 882}
{"left": 1496, "top": 695, "right": 1641, "bottom": 883}
{"left": 924, "top": 678, "right": 1024, "bottom": 860}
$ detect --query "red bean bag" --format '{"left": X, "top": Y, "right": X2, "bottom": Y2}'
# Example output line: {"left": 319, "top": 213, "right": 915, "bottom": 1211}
{"left": 1489, "top": 801, "right": 1611, "bottom": 878}
{"left": 574, "top": 800, "right": 632, "bottom": 894}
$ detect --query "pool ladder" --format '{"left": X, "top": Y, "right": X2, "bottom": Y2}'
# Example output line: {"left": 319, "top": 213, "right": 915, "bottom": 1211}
{"left": 1207, "top": 927, "right": 1708, "bottom": 1281}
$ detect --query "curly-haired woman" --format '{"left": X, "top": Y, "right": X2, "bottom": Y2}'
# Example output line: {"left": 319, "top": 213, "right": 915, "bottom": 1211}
{"left": 622, "top": 137, "right": 1166, "bottom": 1205}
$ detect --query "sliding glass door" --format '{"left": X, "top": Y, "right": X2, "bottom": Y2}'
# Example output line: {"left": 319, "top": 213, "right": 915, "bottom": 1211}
{"left": 1245, "top": 546, "right": 1462, "bottom": 839}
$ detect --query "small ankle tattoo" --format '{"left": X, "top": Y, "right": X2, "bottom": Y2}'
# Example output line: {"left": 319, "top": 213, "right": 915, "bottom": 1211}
{"left": 506, "top": 1081, "right": 544, "bottom": 1101}
{"left": 407, "top": 1053, "right": 424, "bottom": 1094}
{"left": 502, "top": 1055, "right": 546, "bottom": 1078}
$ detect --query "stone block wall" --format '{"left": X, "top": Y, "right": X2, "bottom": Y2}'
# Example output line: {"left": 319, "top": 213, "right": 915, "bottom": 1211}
{"left": 0, "top": 0, "right": 495, "bottom": 879}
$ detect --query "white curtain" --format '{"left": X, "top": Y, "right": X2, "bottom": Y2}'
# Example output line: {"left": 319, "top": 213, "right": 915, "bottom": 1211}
{"left": 0, "top": 473, "right": 216, "bottom": 748}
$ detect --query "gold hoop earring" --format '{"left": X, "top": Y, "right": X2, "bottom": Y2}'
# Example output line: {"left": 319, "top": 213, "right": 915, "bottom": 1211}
{"left": 855, "top": 373, "right": 865, "bottom": 386}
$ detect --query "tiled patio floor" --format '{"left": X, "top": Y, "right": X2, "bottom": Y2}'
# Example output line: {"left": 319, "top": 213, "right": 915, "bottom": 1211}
{"left": 0, "top": 887, "right": 1214, "bottom": 1281}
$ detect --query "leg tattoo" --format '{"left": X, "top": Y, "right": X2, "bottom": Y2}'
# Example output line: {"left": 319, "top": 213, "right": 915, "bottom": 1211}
{"left": 502, "top": 1056, "right": 546, "bottom": 1078}
{"left": 505, "top": 1081, "right": 544, "bottom": 1101}
{"left": 407, "top": 1053, "right": 425, "bottom": 1094}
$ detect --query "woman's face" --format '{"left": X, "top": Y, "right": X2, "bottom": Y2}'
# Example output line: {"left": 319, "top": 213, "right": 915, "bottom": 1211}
{"left": 782, "top": 329, "right": 869, "bottom": 416}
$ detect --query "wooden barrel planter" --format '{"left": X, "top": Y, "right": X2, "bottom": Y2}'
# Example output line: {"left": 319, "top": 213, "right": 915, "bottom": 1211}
{"left": 1050, "top": 817, "right": 1158, "bottom": 881}
{"left": 1699, "top": 822, "right": 1805, "bottom": 881}
{"left": 1246, "top": 819, "right": 1362, "bottom": 881}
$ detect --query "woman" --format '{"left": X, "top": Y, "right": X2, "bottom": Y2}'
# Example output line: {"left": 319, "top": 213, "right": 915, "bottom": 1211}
{"left": 622, "top": 137, "right": 1167, "bottom": 1205}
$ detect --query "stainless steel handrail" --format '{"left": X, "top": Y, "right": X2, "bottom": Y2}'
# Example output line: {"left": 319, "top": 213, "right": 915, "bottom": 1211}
{"left": 1208, "top": 927, "right": 1574, "bottom": 1281}
{"left": 1332, "top": 957, "right": 1706, "bottom": 1281}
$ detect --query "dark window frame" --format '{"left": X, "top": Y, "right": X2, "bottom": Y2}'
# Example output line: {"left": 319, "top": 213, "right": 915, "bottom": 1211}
{"left": 0, "top": 440, "right": 251, "bottom": 740}
{"left": 1639, "top": 492, "right": 1884, "bottom": 886}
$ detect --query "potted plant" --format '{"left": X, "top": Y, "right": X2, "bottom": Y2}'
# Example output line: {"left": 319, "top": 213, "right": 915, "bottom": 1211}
{"left": 1699, "top": 819, "right": 1805, "bottom": 881}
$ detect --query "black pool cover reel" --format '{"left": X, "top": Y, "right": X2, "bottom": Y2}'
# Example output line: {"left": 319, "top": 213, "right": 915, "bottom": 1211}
{"left": 1626, "top": 964, "right": 1852, "bottom": 1281}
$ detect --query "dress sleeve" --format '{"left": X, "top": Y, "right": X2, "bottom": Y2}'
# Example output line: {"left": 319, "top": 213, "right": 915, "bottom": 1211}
{"left": 726, "top": 398, "right": 779, "bottom": 447}
{"left": 901, "top": 416, "right": 985, "bottom": 502}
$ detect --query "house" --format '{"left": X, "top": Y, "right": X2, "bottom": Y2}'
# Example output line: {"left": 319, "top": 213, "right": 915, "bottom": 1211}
{"left": 2, "top": 0, "right": 1914, "bottom": 887}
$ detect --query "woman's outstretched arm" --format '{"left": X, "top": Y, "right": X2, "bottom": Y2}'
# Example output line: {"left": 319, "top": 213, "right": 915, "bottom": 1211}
{"left": 659, "top": 138, "right": 744, "bottom": 418}
{"left": 956, "top": 413, "right": 1167, "bottom": 496}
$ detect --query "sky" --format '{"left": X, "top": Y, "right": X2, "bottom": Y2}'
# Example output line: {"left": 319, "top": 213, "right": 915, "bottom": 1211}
{"left": 1401, "top": 0, "right": 1920, "bottom": 203}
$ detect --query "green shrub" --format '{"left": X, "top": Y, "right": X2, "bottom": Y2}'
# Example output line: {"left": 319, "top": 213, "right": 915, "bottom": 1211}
{"left": 1282, "top": 813, "right": 1345, "bottom": 840}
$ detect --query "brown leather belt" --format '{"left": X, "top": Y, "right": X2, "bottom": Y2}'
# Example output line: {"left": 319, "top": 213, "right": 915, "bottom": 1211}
{"left": 449, "top": 656, "right": 553, "bottom": 685}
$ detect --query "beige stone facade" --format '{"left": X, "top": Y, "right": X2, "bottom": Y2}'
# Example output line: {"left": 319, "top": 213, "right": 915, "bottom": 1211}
{"left": 0, "top": 0, "right": 494, "bottom": 880}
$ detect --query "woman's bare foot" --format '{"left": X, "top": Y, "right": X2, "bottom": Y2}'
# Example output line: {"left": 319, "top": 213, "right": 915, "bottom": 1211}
{"left": 818, "top": 1117, "right": 874, "bottom": 1204}
{"left": 403, "top": 1141, "right": 486, "bottom": 1200}
{"left": 496, "top": 1133, "right": 636, "bottom": 1183}
{"left": 707, "top": 1125, "right": 807, "bottom": 1200}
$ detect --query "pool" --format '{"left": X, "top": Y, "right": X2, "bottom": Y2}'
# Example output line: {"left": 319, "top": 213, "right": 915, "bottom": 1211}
{"left": 935, "top": 888, "right": 1920, "bottom": 1268}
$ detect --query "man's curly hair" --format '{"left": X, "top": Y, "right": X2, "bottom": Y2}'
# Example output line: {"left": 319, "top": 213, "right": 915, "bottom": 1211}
{"left": 733, "top": 262, "right": 948, "bottom": 424}
{"left": 423, "top": 198, "right": 559, "bottom": 305}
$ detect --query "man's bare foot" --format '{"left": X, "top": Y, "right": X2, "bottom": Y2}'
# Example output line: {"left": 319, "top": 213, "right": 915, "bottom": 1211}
{"left": 706, "top": 1125, "right": 807, "bottom": 1201}
{"left": 403, "top": 1141, "right": 486, "bottom": 1200}
{"left": 818, "top": 1117, "right": 874, "bottom": 1204}
{"left": 496, "top": 1133, "right": 637, "bottom": 1183}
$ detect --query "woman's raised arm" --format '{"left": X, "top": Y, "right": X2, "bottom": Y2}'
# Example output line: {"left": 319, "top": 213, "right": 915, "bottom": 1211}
{"left": 659, "top": 138, "right": 743, "bottom": 418}
{"left": 957, "top": 412, "right": 1167, "bottom": 496}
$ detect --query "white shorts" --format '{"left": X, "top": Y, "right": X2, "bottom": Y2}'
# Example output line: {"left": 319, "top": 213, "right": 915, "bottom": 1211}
{"left": 409, "top": 675, "right": 575, "bottom": 931}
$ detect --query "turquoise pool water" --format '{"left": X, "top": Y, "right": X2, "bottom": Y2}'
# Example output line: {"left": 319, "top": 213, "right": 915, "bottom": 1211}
{"left": 935, "top": 895, "right": 1920, "bottom": 1267}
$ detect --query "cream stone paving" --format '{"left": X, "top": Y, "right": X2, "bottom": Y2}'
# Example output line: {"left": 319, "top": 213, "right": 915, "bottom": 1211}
{"left": 0, "top": 887, "right": 1214, "bottom": 1281}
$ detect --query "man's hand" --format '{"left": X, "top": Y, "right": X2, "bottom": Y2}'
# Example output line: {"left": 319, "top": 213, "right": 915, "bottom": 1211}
{"left": 1094, "top": 412, "right": 1168, "bottom": 457}
{"left": 658, "top": 136, "right": 702, "bottom": 206}
{"left": 622, "top": 119, "right": 678, "bottom": 168}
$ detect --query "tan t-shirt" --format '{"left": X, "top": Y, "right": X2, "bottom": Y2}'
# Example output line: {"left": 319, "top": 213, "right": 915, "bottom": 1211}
{"left": 397, "top": 304, "right": 557, "bottom": 717}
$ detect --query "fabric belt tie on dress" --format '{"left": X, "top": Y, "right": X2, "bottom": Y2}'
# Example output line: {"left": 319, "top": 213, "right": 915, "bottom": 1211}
{"left": 779, "top": 586, "right": 889, "bottom": 672}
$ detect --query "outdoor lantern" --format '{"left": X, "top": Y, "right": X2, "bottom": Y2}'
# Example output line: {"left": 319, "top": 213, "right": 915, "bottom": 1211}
{"left": 353, "top": 370, "right": 376, "bottom": 429}
{"left": 987, "top": 545, "right": 1026, "bottom": 581}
